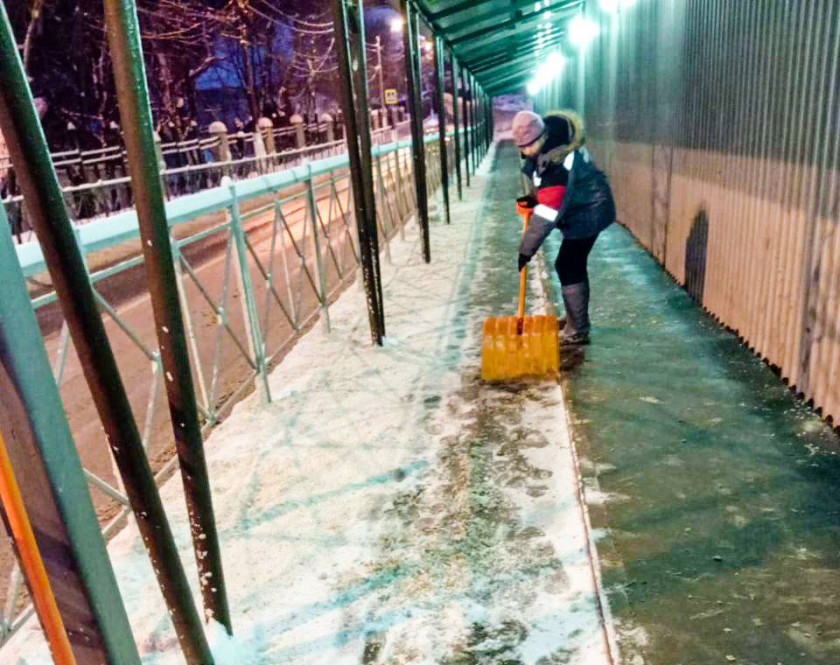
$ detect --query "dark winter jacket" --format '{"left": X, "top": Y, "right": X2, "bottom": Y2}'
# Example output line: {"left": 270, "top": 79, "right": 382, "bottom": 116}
{"left": 519, "top": 113, "right": 615, "bottom": 258}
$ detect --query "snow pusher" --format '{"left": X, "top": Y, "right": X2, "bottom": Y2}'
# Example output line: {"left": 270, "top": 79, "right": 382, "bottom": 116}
{"left": 481, "top": 200, "right": 560, "bottom": 382}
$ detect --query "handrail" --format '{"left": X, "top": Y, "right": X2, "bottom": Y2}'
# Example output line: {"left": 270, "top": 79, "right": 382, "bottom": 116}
{"left": 14, "top": 132, "right": 450, "bottom": 277}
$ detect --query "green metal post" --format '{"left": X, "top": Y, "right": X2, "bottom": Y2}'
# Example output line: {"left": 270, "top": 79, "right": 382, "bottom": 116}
{"left": 227, "top": 182, "right": 273, "bottom": 398}
{"left": 333, "top": 0, "right": 386, "bottom": 344}
{"left": 476, "top": 81, "right": 484, "bottom": 163}
{"left": 461, "top": 66, "right": 472, "bottom": 186}
{"left": 104, "top": 0, "right": 232, "bottom": 638}
{"left": 0, "top": 205, "right": 140, "bottom": 664}
{"left": 401, "top": 0, "right": 432, "bottom": 262}
{"left": 0, "top": 5, "right": 214, "bottom": 664}
{"left": 481, "top": 90, "right": 486, "bottom": 150}
{"left": 484, "top": 90, "right": 490, "bottom": 153}
{"left": 471, "top": 73, "right": 480, "bottom": 168}
{"left": 433, "top": 36, "right": 451, "bottom": 224}
{"left": 487, "top": 92, "right": 494, "bottom": 147}
{"left": 305, "top": 168, "right": 333, "bottom": 330}
{"left": 451, "top": 53, "right": 463, "bottom": 201}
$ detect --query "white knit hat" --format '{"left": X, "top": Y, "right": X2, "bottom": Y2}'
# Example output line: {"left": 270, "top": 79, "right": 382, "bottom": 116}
{"left": 512, "top": 111, "right": 545, "bottom": 148}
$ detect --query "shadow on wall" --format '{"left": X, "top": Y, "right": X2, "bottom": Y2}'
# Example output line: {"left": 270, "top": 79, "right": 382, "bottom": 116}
{"left": 685, "top": 208, "right": 709, "bottom": 303}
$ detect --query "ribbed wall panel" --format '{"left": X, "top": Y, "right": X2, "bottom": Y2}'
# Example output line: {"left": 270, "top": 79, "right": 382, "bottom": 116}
{"left": 536, "top": 0, "right": 840, "bottom": 426}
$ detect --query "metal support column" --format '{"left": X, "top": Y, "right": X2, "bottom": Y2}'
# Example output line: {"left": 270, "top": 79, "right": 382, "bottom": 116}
{"left": 0, "top": 207, "right": 139, "bottom": 665}
{"left": 461, "top": 67, "right": 471, "bottom": 187}
{"left": 451, "top": 53, "right": 463, "bottom": 201}
{"left": 0, "top": 5, "right": 213, "bottom": 663}
{"left": 472, "top": 73, "right": 480, "bottom": 167}
{"left": 104, "top": 0, "right": 232, "bottom": 636}
{"left": 475, "top": 81, "right": 483, "bottom": 163}
{"left": 433, "top": 36, "right": 451, "bottom": 224}
{"left": 333, "top": 0, "right": 386, "bottom": 344}
{"left": 487, "top": 92, "right": 494, "bottom": 146}
{"left": 401, "top": 0, "right": 432, "bottom": 262}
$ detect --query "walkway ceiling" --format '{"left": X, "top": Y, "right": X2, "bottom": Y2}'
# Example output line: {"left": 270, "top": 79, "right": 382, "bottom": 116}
{"left": 411, "top": 0, "right": 583, "bottom": 95}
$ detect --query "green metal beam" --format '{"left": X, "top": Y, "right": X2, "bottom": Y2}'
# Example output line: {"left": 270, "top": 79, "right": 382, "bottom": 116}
{"left": 451, "top": 51, "right": 464, "bottom": 201}
{"left": 402, "top": 0, "right": 432, "bottom": 262}
{"left": 0, "top": 207, "right": 140, "bottom": 664}
{"left": 434, "top": 35, "right": 451, "bottom": 224}
{"left": 103, "top": 0, "right": 233, "bottom": 637}
{"left": 428, "top": 0, "right": 480, "bottom": 21}
{"left": 333, "top": 0, "right": 386, "bottom": 343}
{"left": 0, "top": 3, "right": 214, "bottom": 663}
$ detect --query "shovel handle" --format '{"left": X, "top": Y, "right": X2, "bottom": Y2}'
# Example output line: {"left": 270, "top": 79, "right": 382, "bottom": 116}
{"left": 517, "top": 207, "right": 533, "bottom": 334}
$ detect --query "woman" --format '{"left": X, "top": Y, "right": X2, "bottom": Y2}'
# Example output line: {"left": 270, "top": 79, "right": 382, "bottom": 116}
{"left": 512, "top": 110, "right": 615, "bottom": 345}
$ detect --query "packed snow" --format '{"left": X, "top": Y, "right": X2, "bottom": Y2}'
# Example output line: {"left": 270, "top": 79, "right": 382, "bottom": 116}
{"left": 4, "top": 143, "right": 614, "bottom": 664}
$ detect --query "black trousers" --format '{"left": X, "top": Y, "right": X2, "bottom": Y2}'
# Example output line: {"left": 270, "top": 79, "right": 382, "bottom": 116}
{"left": 555, "top": 235, "right": 598, "bottom": 286}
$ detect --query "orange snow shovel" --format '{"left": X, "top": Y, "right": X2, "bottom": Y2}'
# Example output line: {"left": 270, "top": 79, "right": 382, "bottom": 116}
{"left": 481, "top": 201, "right": 560, "bottom": 382}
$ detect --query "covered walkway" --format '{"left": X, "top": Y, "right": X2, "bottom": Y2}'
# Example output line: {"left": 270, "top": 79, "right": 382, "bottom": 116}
{"left": 7, "top": 139, "right": 840, "bottom": 664}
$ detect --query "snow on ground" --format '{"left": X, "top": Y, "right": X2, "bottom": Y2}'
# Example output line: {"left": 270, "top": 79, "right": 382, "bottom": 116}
{"left": 5, "top": 143, "right": 612, "bottom": 664}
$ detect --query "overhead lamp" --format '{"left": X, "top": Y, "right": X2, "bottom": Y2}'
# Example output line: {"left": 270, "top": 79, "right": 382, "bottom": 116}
{"left": 568, "top": 15, "right": 599, "bottom": 49}
{"left": 390, "top": 17, "right": 404, "bottom": 33}
{"left": 526, "top": 50, "right": 567, "bottom": 97}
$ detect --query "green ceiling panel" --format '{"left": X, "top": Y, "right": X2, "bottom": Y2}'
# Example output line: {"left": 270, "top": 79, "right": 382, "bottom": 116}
{"left": 412, "top": 0, "right": 583, "bottom": 94}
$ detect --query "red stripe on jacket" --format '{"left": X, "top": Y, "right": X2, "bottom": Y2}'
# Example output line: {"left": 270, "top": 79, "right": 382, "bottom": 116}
{"left": 537, "top": 185, "right": 566, "bottom": 210}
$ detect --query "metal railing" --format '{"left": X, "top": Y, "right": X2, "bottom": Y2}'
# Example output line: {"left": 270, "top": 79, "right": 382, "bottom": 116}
{"left": 2, "top": 122, "right": 414, "bottom": 245}
{"left": 0, "top": 129, "right": 457, "bottom": 648}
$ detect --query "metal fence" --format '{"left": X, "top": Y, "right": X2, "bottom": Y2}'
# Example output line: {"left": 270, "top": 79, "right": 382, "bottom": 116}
{"left": 2, "top": 122, "right": 413, "bottom": 245}
{"left": 0, "top": 128, "right": 458, "bottom": 648}
{"left": 536, "top": 0, "right": 840, "bottom": 429}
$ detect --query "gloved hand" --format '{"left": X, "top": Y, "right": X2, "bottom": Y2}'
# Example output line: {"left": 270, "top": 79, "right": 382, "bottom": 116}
{"left": 517, "top": 194, "right": 538, "bottom": 209}
{"left": 518, "top": 253, "right": 530, "bottom": 272}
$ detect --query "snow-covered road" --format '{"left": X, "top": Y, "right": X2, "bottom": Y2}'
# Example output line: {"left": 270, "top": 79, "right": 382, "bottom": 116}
{"left": 5, "top": 141, "right": 614, "bottom": 664}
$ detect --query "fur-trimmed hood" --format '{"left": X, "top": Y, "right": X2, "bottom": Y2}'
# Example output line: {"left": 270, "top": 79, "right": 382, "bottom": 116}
{"left": 539, "top": 110, "right": 585, "bottom": 165}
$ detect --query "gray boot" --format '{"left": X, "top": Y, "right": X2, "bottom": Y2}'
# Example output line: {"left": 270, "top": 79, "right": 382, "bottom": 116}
{"left": 561, "top": 282, "right": 591, "bottom": 345}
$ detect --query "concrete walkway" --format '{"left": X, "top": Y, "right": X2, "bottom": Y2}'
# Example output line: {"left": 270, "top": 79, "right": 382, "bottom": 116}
{"left": 5, "top": 140, "right": 611, "bottom": 665}
{"left": 540, "top": 186, "right": 840, "bottom": 663}
{"left": 8, "top": 139, "right": 839, "bottom": 665}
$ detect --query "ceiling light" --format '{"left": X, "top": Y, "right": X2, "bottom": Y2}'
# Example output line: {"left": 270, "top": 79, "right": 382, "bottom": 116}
{"left": 569, "top": 15, "right": 599, "bottom": 49}
{"left": 527, "top": 50, "right": 567, "bottom": 96}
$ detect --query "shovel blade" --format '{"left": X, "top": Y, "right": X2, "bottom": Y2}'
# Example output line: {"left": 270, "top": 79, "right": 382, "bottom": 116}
{"left": 481, "top": 315, "right": 560, "bottom": 382}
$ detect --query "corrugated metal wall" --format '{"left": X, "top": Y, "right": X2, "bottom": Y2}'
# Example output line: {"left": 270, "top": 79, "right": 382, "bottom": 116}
{"left": 537, "top": 0, "right": 840, "bottom": 427}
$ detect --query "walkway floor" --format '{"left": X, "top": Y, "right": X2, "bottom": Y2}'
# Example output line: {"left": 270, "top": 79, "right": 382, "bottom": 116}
{"left": 541, "top": 183, "right": 840, "bottom": 663}
{"left": 6, "top": 140, "right": 840, "bottom": 665}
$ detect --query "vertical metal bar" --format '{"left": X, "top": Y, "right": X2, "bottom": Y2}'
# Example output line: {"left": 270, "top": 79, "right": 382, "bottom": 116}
{"left": 275, "top": 201, "right": 299, "bottom": 328}
{"left": 172, "top": 242, "right": 213, "bottom": 423}
{"left": 333, "top": 0, "right": 386, "bottom": 344}
{"left": 451, "top": 53, "right": 463, "bottom": 200}
{"left": 103, "top": 0, "right": 231, "bottom": 641}
{"left": 401, "top": 0, "right": 432, "bottom": 262}
{"left": 306, "top": 169, "right": 333, "bottom": 329}
{"left": 461, "top": 66, "right": 472, "bottom": 186}
{"left": 227, "top": 184, "right": 272, "bottom": 400}
{"left": 433, "top": 35, "right": 451, "bottom": 224}
{"left": 474, "top": 75, "right": 482, "bottom": 165}
{"left": 2, "top": 4, "right": 218, "bottom": 662}
{"left": 1, "top": 34, "right": 213, "bottom": 665}
{"left": 0, "top": 202, "right": 139, "bottom": 665}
